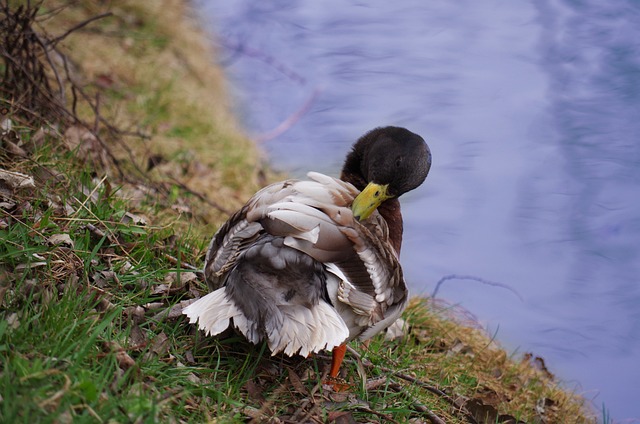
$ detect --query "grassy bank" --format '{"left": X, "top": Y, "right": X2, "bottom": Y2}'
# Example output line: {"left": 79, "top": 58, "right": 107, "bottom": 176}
{"left": 0, "top": 1, "right": 597, "bottom": 422}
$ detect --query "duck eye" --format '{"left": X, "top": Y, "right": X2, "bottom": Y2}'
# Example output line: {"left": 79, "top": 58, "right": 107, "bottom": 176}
{"left": 395, "top": 157, "right": 403, "bottom": 167}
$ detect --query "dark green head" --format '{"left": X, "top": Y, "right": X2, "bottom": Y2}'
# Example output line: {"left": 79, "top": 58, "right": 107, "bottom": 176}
{"left": 341, "top": 126, "right": 432, "bottom": 220}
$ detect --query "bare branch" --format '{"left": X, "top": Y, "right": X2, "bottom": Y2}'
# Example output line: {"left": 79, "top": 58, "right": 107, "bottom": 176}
{"left": 48, "top": 12, "right": 113, "bottom": 47}
{"left": 431, "top": 274, "right": 524, "bottom": 302}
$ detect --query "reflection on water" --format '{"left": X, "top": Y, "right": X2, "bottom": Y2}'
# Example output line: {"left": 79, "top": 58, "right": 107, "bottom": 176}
{"left": 198, "top": 0, "right": 640, "bottom": 420}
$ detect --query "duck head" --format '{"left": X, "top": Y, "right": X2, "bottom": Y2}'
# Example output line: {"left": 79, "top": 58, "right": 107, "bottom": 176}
{"left": 341, "top": 126, "right": 432, "bottom": 221}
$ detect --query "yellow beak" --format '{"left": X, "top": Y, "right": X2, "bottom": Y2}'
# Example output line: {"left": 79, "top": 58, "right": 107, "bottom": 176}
{"left": 351, "top": 182, "right": 392, "bottom": 221}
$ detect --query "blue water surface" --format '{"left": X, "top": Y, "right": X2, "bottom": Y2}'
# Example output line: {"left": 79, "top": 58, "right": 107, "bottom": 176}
{"left": 197, "top": 1, "right": 640, "bottom": 420}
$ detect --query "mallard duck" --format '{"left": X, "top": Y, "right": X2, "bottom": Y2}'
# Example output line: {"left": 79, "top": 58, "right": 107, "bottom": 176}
{"left": 184, "top": 126, "right": 431, "bottom": 378}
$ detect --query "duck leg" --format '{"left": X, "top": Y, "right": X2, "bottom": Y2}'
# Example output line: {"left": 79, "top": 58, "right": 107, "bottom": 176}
{"left": 325, "top": 343, "right": 351, "bottom": 391}
{"left": 329, "top": 343, "right": 347, "bottom": 378}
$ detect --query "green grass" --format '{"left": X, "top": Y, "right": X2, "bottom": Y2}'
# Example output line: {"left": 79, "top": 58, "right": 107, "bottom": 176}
{"left": 0, "top": 154, "right": 223, "bottom": 422}
{"left": 1, "top": 286, "right": 122, "bottom": 422}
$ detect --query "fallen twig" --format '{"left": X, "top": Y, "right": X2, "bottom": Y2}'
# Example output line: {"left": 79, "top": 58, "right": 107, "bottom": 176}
{"left": 386, "top": 381, "right": 446, "bottom": 424}
{"left": 162, "top": 253, "right": 202, "bottom": 274}
{"left": 165, "top": 175, "right": 234, "bottom": 216}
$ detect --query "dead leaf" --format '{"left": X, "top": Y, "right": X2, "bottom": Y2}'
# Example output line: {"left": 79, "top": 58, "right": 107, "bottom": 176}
{"left": 287, "top": 367, "right": 308, "bottom": 396}
{"left": 129, "top": 324, "right": 147, "bottom": 349}
{"left": 245, "top": 380, "right": 266, "bottom": 404}
{"left": 95, "top": 296, "right": 116, "bottom": 312}
{"left": 1, "top": 117, "right": 11, "bottom": 132}
{"left": 0, "top": 168, "right": 35, "bottom": 189}
{"left": 146, "top": 332, "right": 170, "bottom": 358}
{"left": 364, "top": 377, "right": 388, "bottom": 391}
{"left": 152, "top": 271, "right": 197, "bottom": 295}
{"left": 80, "top": 182, "right": 101, "bottom": 205}
{"left": 185, "top": 350, "right": 196, "bottom": 365}
{"left": 151, "top": 300, "right": 191, "bottom": 322}
{"left": 328, "top": 411, "right": 357, "bottom": 424}
{"left": 476, "top": 386, "right": 504, "bottom": 407}
{"left": 115, "top": 350, "right": 136, "bottom": 370}
{"left": 0, "top": 200, "right": 13, "bottom": 210}
{"left": 56, "top": 410, "right": 73, "bottom": 424}
{"left": 7, "top": 312, "right": 19, "bottom": 329}
{"left": 164, "top": 271, "right": 197, "bottom": 285}
{"left": 95, "top": 73, "right": 116, "bottom": 89}
{"left": 63, "top": 126, "right": 108, "bottom": 167}
{"left": 40, "top": 287, "right": 55, "bottom": 306}
{"left": 15, "top": 260, "right": 47, "bottom": 271}
{"left": 497, "top": 415, "right": 526, "bottom": 424}
{"left": 3, "top": 139, "right": 28, "bottom": 157}
{"left": 121, "top": 212, "right": 147, "bottom": 226}
{"left": 63, "top": 126, "right": 96, "bottom": 152}
{"left": 47, "top": 234, "right": 74, "bottom": 248}
{"left": 104, "top": 342, "right": 136, "bottom": 370}
{"left": 465, "top": 398, "right": 499, "bottom": 423}
{"left": 109, "top": 367, "right": 125, "bottom": 393}
{"left": 91, "top": 270, "right": 119, "bottom": 288}
{"left": 30, "top": 127, "right": 47, "bottom": 150}
{"left": 120, "top": 261, "right": 136, "bottom": 274}
{"left": 523, "top": 353, "right": 555, "bottom": 380}
{"left": 124, "top": 305, "right": 145, "bottom": 324}
{"left": 460, "top": 396, "right": 527, "bottom": 424}
{"left": 44, "top": 192, "right": 74, "bottom": 216}
{"left": 0, "top": 269, "right": 9, "bottom": 307}
{"left": 186, "top": 372, "right": 200, "bottom": 385}
{"left": 447, "top": 338, "right": 474, "bottom": 357}
{"left": 14, "top": 200, "right": 33, "bottom": 216}
{"left": 150, "top": 283, "right": 170, "bottom": 296}
{"left": 536, "top": 397, "right": 557, "bottom": 418}
{"left": 171, "top": 204, "right": 192, "bottom": 215}
{"left": 116, "top": 350, "right": 136, "bottom": 370}
{"left": 143, "top": 301, "right": 164, "bottom": 310}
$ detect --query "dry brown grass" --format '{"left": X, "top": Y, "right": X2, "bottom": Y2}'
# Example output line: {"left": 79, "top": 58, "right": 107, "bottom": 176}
{"left": 23, "top": 0, "right": 271, "bottom": 230}
{"left": 400, "top": 298, "right": 598, "bottom": 423}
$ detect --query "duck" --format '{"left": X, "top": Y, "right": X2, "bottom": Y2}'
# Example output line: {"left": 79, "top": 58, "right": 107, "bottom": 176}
{"left": 183, "top": 126, "right": 431, "bottom": 379}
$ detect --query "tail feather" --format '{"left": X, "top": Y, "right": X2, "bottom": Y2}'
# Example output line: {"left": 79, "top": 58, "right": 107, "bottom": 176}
{"left": 183, "top": 288, "right": 244, "bottom": 337}
{"left": 268, "top": 301, "right": 349, "bottom": 357}
{"left": 184, "top": 288, "right": 349, "bottom": 357}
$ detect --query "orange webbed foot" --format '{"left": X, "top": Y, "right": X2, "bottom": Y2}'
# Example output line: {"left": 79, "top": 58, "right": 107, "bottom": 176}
{"left": 322, "top": 344, "right": 351, "bottom": 391}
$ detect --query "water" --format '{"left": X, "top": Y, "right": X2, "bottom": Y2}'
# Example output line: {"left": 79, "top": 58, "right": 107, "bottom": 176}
{"left": 197, "top": 1, "right": 640, "bottom": 421}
